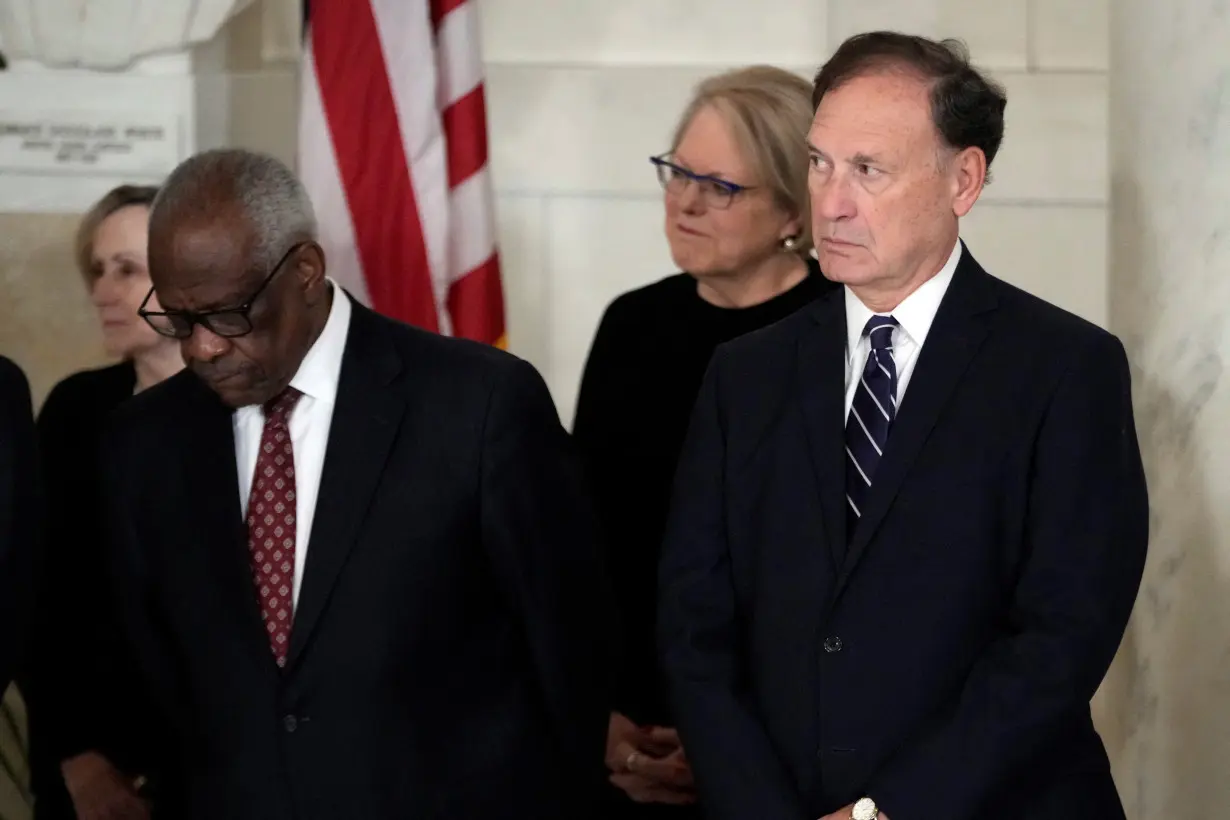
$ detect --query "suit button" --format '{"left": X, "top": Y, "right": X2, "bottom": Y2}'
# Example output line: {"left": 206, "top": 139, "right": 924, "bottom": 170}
{"left": 283, "top": 715, "right": 298, "bottom": 733}
{"left": 823, "top": 636, "right": 843, "bottom": 653}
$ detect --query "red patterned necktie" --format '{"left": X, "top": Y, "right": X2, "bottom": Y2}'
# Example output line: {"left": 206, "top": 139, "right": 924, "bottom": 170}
{"left": 245, "top": 387, "right": 302, "bottom": 667}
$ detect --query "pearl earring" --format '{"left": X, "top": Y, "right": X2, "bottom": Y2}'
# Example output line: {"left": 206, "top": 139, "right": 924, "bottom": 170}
{"left": 781, "top": 236, "right": 798, "bottom": 251}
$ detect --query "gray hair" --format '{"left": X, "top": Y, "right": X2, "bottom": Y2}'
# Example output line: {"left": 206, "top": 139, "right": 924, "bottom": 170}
{"left": 150, "top": 148, "right": 318, "bottom": 273}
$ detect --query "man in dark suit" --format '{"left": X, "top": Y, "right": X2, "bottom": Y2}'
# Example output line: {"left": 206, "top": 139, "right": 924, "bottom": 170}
{"left": 658, "top": 32, "right": 1148, "bottom": 820}
{"left": 0, "top": 355, "right": 38, "bottom": 695}
{"left": 101, "top": 148, "right": 611, "bottom": 819}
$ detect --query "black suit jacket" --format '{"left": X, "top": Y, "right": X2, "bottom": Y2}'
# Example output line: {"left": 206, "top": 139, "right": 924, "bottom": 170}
{"left": 102, "top": 303, "right": 612, "bottom": 819}
{"left": 0, "top": 355, "right": 38, "bottom": 695}
{"left": 25, "top": 361, "right": 167, "bottom": 820}
{"left": 658, "top": 249, "right": 1148, "bottom": 820}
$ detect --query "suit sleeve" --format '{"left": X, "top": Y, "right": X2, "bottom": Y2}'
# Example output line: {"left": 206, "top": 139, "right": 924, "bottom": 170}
{"left": 99, "top": 415, "right": 185, "bottom": 801}
{"left": 570, "top": 301, "right": 639, "bottom": 715}
{"left": 28, "top": 380, "right": 109, "bottom": 767}
{"left": 869, "top": 334, "right": 1149, "bottom": 818}
{"left": 658, "top": 352, "right": 810, "bottom": 820}
{"left": 0, "top": 356, "right": 39, "bottom": 694}
{"left": 480, "top": 357, "right": 614, "bottom": 805}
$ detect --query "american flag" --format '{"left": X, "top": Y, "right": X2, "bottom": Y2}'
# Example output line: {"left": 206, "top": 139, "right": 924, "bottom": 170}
{"left": 298, "top": 0, "right": 506, "bottom": 347}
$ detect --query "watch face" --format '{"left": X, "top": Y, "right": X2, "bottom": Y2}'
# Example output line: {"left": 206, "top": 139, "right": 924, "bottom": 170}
{"left": 852, "top": 797, "right": 878, "bottom": 820}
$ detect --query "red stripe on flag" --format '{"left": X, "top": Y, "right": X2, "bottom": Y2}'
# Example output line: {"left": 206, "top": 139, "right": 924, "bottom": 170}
{"left": 310, "top": 0, "right": 439, "bottom": 331}
{"left": 442, "top": 85, "right": 489, "bottom": 187}
{"left": 429, "top": 0, "right": 467, "bottom": 29}
{"left": 447, "top": 253, "right": 506, "bottom": 345}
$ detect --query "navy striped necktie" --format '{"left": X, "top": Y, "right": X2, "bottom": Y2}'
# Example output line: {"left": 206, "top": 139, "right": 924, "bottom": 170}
{"left": 845, "top": 315, "right": 899, "bottom": 541}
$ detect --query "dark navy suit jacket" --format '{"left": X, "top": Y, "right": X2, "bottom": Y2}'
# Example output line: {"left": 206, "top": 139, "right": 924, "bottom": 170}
{"left": 102, "top": 304, "right": 612, "bottom": 819}
{"left": 0, "top": 355, "right": 38, "bottom": 697}
{"left": 659, "top": 248, "right": 1148, "bottom": 820}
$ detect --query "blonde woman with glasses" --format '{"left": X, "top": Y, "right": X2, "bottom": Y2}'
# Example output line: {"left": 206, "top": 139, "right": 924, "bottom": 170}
{"left": 572, "top": 66, "right": 838, "bottom": 819}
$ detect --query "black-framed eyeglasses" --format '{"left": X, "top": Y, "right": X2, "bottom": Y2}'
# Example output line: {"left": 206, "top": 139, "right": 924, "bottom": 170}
{"left": 650, "top": 154, "right": 757, "bottom": 210}
{"left": 138, "top": 241, "right": 308, "bottom": 339}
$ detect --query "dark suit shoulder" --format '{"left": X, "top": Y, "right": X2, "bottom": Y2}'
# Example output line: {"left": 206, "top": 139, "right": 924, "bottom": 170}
{"left": 369, "top": 308, "right": 532, "bottom": 381}
{"left": 694, "top": 292, "right": 842, "bottom": 448}
{"left": 105, "top": 368, "right": 199, "bottom": 447}
{"left": 0, "top": 355, "right": 29, "bottom": 397}
{"left": 39, "top": 361, "right": 135, "bottom": 422}
{"left": 0, "top": 356, "right": 33, "bottom": 436}
{"left": 352, "top": 306, "right": 550, "bottom": 423}
{"left": 708, "top": 286, "right": 840, "bottom": 378}
{"left": 986, "top": 273, "right": 1117, "bottom": 349}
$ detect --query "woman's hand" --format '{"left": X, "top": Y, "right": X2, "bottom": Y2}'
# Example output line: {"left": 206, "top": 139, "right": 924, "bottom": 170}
{"left": 605, "top": 712, "right": 696, "bottom": 805}
{"left": 61, "top": 751, "right": 150, "bottom": 820}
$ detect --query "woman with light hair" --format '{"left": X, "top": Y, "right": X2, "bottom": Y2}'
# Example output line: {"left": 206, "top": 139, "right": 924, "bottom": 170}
{"left": 573, "top": 65, "right": 839, "bottom": 818}
{"left": 25, "top": 184, "right": 182, "bottom": 820}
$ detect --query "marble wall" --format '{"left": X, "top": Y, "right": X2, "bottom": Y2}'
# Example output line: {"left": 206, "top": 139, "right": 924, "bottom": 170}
{"left": 482, "top": 0, "right": 1111, "bottom": 424}
{"left": 1105, "top": 0, "right": 1230, "bottom": 816}
{"left": 0, "top": 0, "right": 298, "bottom": 405}
{"left": 0, "top": 0, "right": 1111, "bottom": 420}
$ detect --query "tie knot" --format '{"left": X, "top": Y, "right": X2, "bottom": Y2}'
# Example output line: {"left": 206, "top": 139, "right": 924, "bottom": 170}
{"left": 863, "top": 315, "right": 898, "bottom": 352}
{"left": 263, "top": 386, "right": 302, "bottom": 422}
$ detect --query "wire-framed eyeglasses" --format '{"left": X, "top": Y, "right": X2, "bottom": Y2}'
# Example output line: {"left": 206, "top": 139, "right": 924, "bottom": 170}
{"left": 138, "top": 242, "right": 308, "bottom": 339}
{"left": 650, "top": 154, "right": 757, "bottom": 210}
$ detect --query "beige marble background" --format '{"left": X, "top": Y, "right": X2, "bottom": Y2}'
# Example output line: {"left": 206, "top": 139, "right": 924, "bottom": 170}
{"left": 0, "top": 0, "right": 296, "bottom": 407}
{"left": 1104, "top": 0, "right": 1230, "bottom": 816}
{"left": 0, "top": 214, "right": 100, "bottom": 406}
{"left": 1, "top": 0, "right": 1116, "bottom": 415}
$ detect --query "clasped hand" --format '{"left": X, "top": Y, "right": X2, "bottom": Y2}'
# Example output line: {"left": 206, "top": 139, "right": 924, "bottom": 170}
{"left": 605, "top": 711, "right": 695, "bottom": 805}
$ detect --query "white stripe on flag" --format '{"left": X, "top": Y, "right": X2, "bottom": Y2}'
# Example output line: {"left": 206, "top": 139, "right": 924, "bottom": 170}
{"left": 436, "top": 2, "right": 484, "bottom": 107}
{"left": 449, "top": 166, "right": 498, "bottom": 275}
{"left": 297, "top": 43, "right": 370, "bottom": 306}
{"left": 370, "top": 0, "right": 452, "bottom": 326}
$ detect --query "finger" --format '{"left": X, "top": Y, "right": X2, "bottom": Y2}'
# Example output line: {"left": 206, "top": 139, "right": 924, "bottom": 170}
{"left": 102, "top": 791, "right": 144, "bottom": 820}
{"left": 121, "top": 795, "right": 153, "bottom": 820}
{"left": 664, "top": 747, "right": 694, "bottom": 779}
{"left": 98, "top": 799, "right": 123, "bottom": 820}
{"left": 105, "top": 797, "right": 139, "bottom": 820}
{"left": 607, "top": 740, "right": 634, "bottom": 771}
{"left": 647, "top": 726, "right": 682, "bottom": 746}
{"left": 608, "top": 741, "right": 640, "bottom": 772}
{"left": 642, "top": 727, "right": 681, "bottom": 756}
{"left": 633, "top": 754, "right": 694, "bottom": 787}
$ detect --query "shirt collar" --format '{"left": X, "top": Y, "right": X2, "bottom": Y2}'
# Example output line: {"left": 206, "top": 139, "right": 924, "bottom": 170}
{"left": 287, "top": 278, "right": 351, "bottom": 405}
{"left": 844, "top": 238, "right": 962, "bottom": 354}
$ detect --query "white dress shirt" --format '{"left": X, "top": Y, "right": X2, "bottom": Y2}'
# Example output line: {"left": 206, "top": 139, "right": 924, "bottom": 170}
{"left": 843, "top": 239, "right": 962, "bottom": 418}
{"left": 234, "top": 281, "right": 351, "bottom": 607}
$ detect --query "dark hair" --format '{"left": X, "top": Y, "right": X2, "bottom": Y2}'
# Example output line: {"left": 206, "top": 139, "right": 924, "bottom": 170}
{"left": 75, "top": 184, "right": 160, "bottom": 282}
{"left": 812, "top": 32, "right": 1007, "bottom": 175}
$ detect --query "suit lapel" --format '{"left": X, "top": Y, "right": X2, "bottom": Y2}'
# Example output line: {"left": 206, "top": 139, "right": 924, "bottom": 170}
{"left": 179, "top": 380, "right": 275, "bottom": 665}
{"left": 798, "top": 290, "right": 848, "bottom": 571}
{"left": 287, "top": 306, "right": 404, "bottom": 667}
{"left": 834, "top": 253, "right": 999, "bottom": 595}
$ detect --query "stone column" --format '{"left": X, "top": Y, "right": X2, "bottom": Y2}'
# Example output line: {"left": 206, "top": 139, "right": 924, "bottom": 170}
{"left": 1106, "top": 1, "right": 1230, "bottom": 817}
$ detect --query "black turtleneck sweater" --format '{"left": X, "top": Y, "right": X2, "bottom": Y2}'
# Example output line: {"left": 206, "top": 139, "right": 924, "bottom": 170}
{"left": 572, "top": 259, "right": 839, "bottom": 726}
